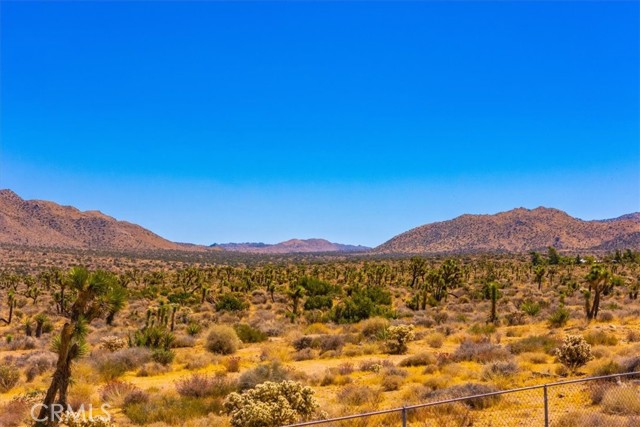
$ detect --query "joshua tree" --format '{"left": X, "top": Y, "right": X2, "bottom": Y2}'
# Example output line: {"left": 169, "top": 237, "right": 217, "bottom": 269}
{"left": 34, "top": 313, "right": 49, "bottom": 338}
{"left": 533, "top": 265, "right": 546, "bottom": 290}
{"left": 0, "top": 291, "right": 16, "bottom": 325}
{"left": 287, "top": 282, "right": 305, "bottom": 322}
{"left": 35, "top": 267, "right": 124, "bottom": 426}
{"left": 409, "top": 256, "right": 426, "bottom": 288}
{"left": 105, "top": 285, "right": 127, "bottom": 326}
{"left": 582, "top": 265, "right": 612, "bottom": 321}
{"left": 487, "top": 282, "right": 500, "bottom": 324}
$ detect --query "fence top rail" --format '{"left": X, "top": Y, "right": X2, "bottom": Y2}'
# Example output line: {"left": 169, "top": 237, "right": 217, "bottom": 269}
{"left": 280, "top": 371, "right": 639, "bottom": 427}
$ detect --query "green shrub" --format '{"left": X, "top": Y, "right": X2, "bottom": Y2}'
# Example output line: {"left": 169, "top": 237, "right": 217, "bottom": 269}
{"left": 216, "top": 293, "right": 249, "bottom": 312}
{"left": 234, "top": 324, "right": 268, "bottom": 343}
{"left": 509, "top": 335, "right": 559, "bottom": 355}
{"left": 385, "top": 325, "right": 415, "bottom": 355}
{"left": 206, "top": 325, "right": 241, "bottom": 355}
{"left": 0, "top": 365, "right": 20, "bottom": 393}
{"left": 124, "top": 395, "right": 222, "bottom": 424}
{"left": 359, "top": 317, "right": 390, "bottom": 340}
{"left": 304, "top": 296, "right": 333, "bottom": 311}
{"left": 131, "top": 326, "right": 175, "bottom": 350}
{"left": 330, "top": 288, "right": 393, "bottom": 324}
{"left": 520, "top": 301, "right": 541, "bottom": 317}
{"left": 468, "top": 323, "right": 496, "bottom": 335}
{"left": 186, "top": 323, "right": 202, "bottom": 336}
{"left": 548, "top": 307, "right": 570, "bottom": 328}
{"left": 151, "top": 349, "right": 175, "bottom": 365}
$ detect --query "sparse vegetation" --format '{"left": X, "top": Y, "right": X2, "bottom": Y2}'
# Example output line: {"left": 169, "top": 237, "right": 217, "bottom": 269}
{"left": 0, "top": 251, "right": 638, "bottom": 427}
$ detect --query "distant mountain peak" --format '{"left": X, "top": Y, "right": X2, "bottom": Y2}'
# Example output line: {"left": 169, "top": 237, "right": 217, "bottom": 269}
{"left": 212, "top": 238, "right": 370, "bottom": 254}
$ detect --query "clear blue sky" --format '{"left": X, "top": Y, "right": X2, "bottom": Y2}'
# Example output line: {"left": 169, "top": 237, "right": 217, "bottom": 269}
{"left": 1, "top": 1, "right": 638, "bottom": 247}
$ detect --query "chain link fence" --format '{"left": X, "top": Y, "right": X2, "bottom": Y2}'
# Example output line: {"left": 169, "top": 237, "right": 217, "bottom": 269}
{"left": 283, "top": 372, "right": 640, "bottom": 427}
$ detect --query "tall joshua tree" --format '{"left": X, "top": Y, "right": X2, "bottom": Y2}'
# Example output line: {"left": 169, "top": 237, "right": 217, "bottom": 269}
{"left": 582, "top": 264, "right": 612, "bottom": 321}
{"left": 35, "top": 267, "right": 125, "bottom": 426}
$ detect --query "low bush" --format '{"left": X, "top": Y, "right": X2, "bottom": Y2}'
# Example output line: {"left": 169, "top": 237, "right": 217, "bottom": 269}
{"left": 152, "top": 349, "right": 175, "bottom": 365}
{"left": 554, "top": 412, "right": 629, "bottom": 427}
{"left": 591, "top": 360, "right": 623, "bottom": 377}
{"left": 176, "top": 373, "right": 238, "bottom": 398}
{"left": 426, "top": 332, "right": 445, "bottom": 349}
{"left": 424, "top": 383, "right": 500, "bottom": 410}
{"left": 206, "top": 325, "right": 241, "bottom": 355}
{"left": 482, "top": 360, "right": 519, "bottom": 379}
{"left": 337, "top": 384, "right": 382, "bottom": 407}
{"left": 124, "top": 395, "right": 223, "bottom": 424}
{"left": 186, "top": 322, "right": 202, "bottom": 336}
{"left": 399, "top": 352, "right": 436, "bottom": 367}
{"left": 172, "top": 334, "right": 196, "bottom": 348}
{"left": 223, "top": 356, "right": 241, "bottom": 373}
{"left": 99, "top": 381, "right": 142, "bottom": 406}
{"left": 93, "top": 347, "right": 152, "bottom": 380}
{"left": 0, "top": 364, "right": 20, "bottom": 393}
{"left": 100, "top": 336, "right": 128, "bottom": 352}
{"left": 238, "top": 361, "right": 293, "bottom": 391}
{"left": 601, "top": 387, "right": 640, "bottom": 415}
{"left": 468, "top": 324, "right": 496, "bottom": 336}
{"left": 548, "top": 307, "right": 570, "bottom": 328}
{"left": 215, "top": 293, "right": 249, "bottom": 312}
{"left": 359, "top": 360, "right": 384, "bottom": 373}
{"left": 509, "top": 335, "right": 559, "bottom": 355}
{"left": 585, "top": 330, "right": 618, "bottom": 346}
{"left": 23, "top": 352, "right": 56, "bottom": 382}
{"left": 360, "top": 317, "right": 390, "bottom": 340}
{"left": 0, "top": 400, "right": 29, "bottom": 427}
{"left": 453, "top": 340, "right": 511, "bottom": 363}
{"left": 588, "top": 381, "right": 615, "bottom": 405}
{"left": 520, "top": 301, "right": 541, "bottom": 317}
{"left": 136, "top": 362, "right": 170, "bottom": 377}
{"left": 292, "top": 334, "right": 347, "bottom": 354}
{"left": 381, "top": 374, "right": 405, "bottom": 391}
{"left": 621, "top": 356, "right": 640, "bottom": 373}
{"left": 386, "top": 325, "right": 415, "bottom": 355}
{"left": 234, "top": 324, "right": 268, "bottom": 343}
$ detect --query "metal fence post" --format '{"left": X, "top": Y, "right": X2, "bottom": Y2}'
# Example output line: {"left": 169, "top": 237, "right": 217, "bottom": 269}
{"left": 401, "top": 406, "right": 407, "bottom": 427}
{"left": 543, "top": 385, "right": 549, "bottom": 427}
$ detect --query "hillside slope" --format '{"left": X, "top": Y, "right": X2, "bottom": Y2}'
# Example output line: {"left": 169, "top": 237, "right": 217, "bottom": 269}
{"left": 375, "top": 207, "right": 640, "bottom": 254}
{"left": 0, "top": 189, "right": 189, "bottom": 251}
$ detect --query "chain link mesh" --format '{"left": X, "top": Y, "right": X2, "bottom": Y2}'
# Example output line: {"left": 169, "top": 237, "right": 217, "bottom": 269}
{"left": 284, "top": 373, "right": 640, "bottom": 427}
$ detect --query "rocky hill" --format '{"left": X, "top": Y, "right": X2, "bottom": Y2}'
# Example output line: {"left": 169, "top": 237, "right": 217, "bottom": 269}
{"left": 212, "top": 239, "right": 369, "bottom": 254}
{"left": 375, "top": 207, "right": 640, "bottom": 254}
{"left": 0, "top": 189, "right": 190, "bottom": 252}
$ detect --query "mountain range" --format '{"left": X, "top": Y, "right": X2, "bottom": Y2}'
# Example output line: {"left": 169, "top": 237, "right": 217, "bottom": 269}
{"left": 211, "top": 240, "right": 369, "bottom": 254}
{"left": 1, "top": 189, "right": 638, "bottom": 255}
